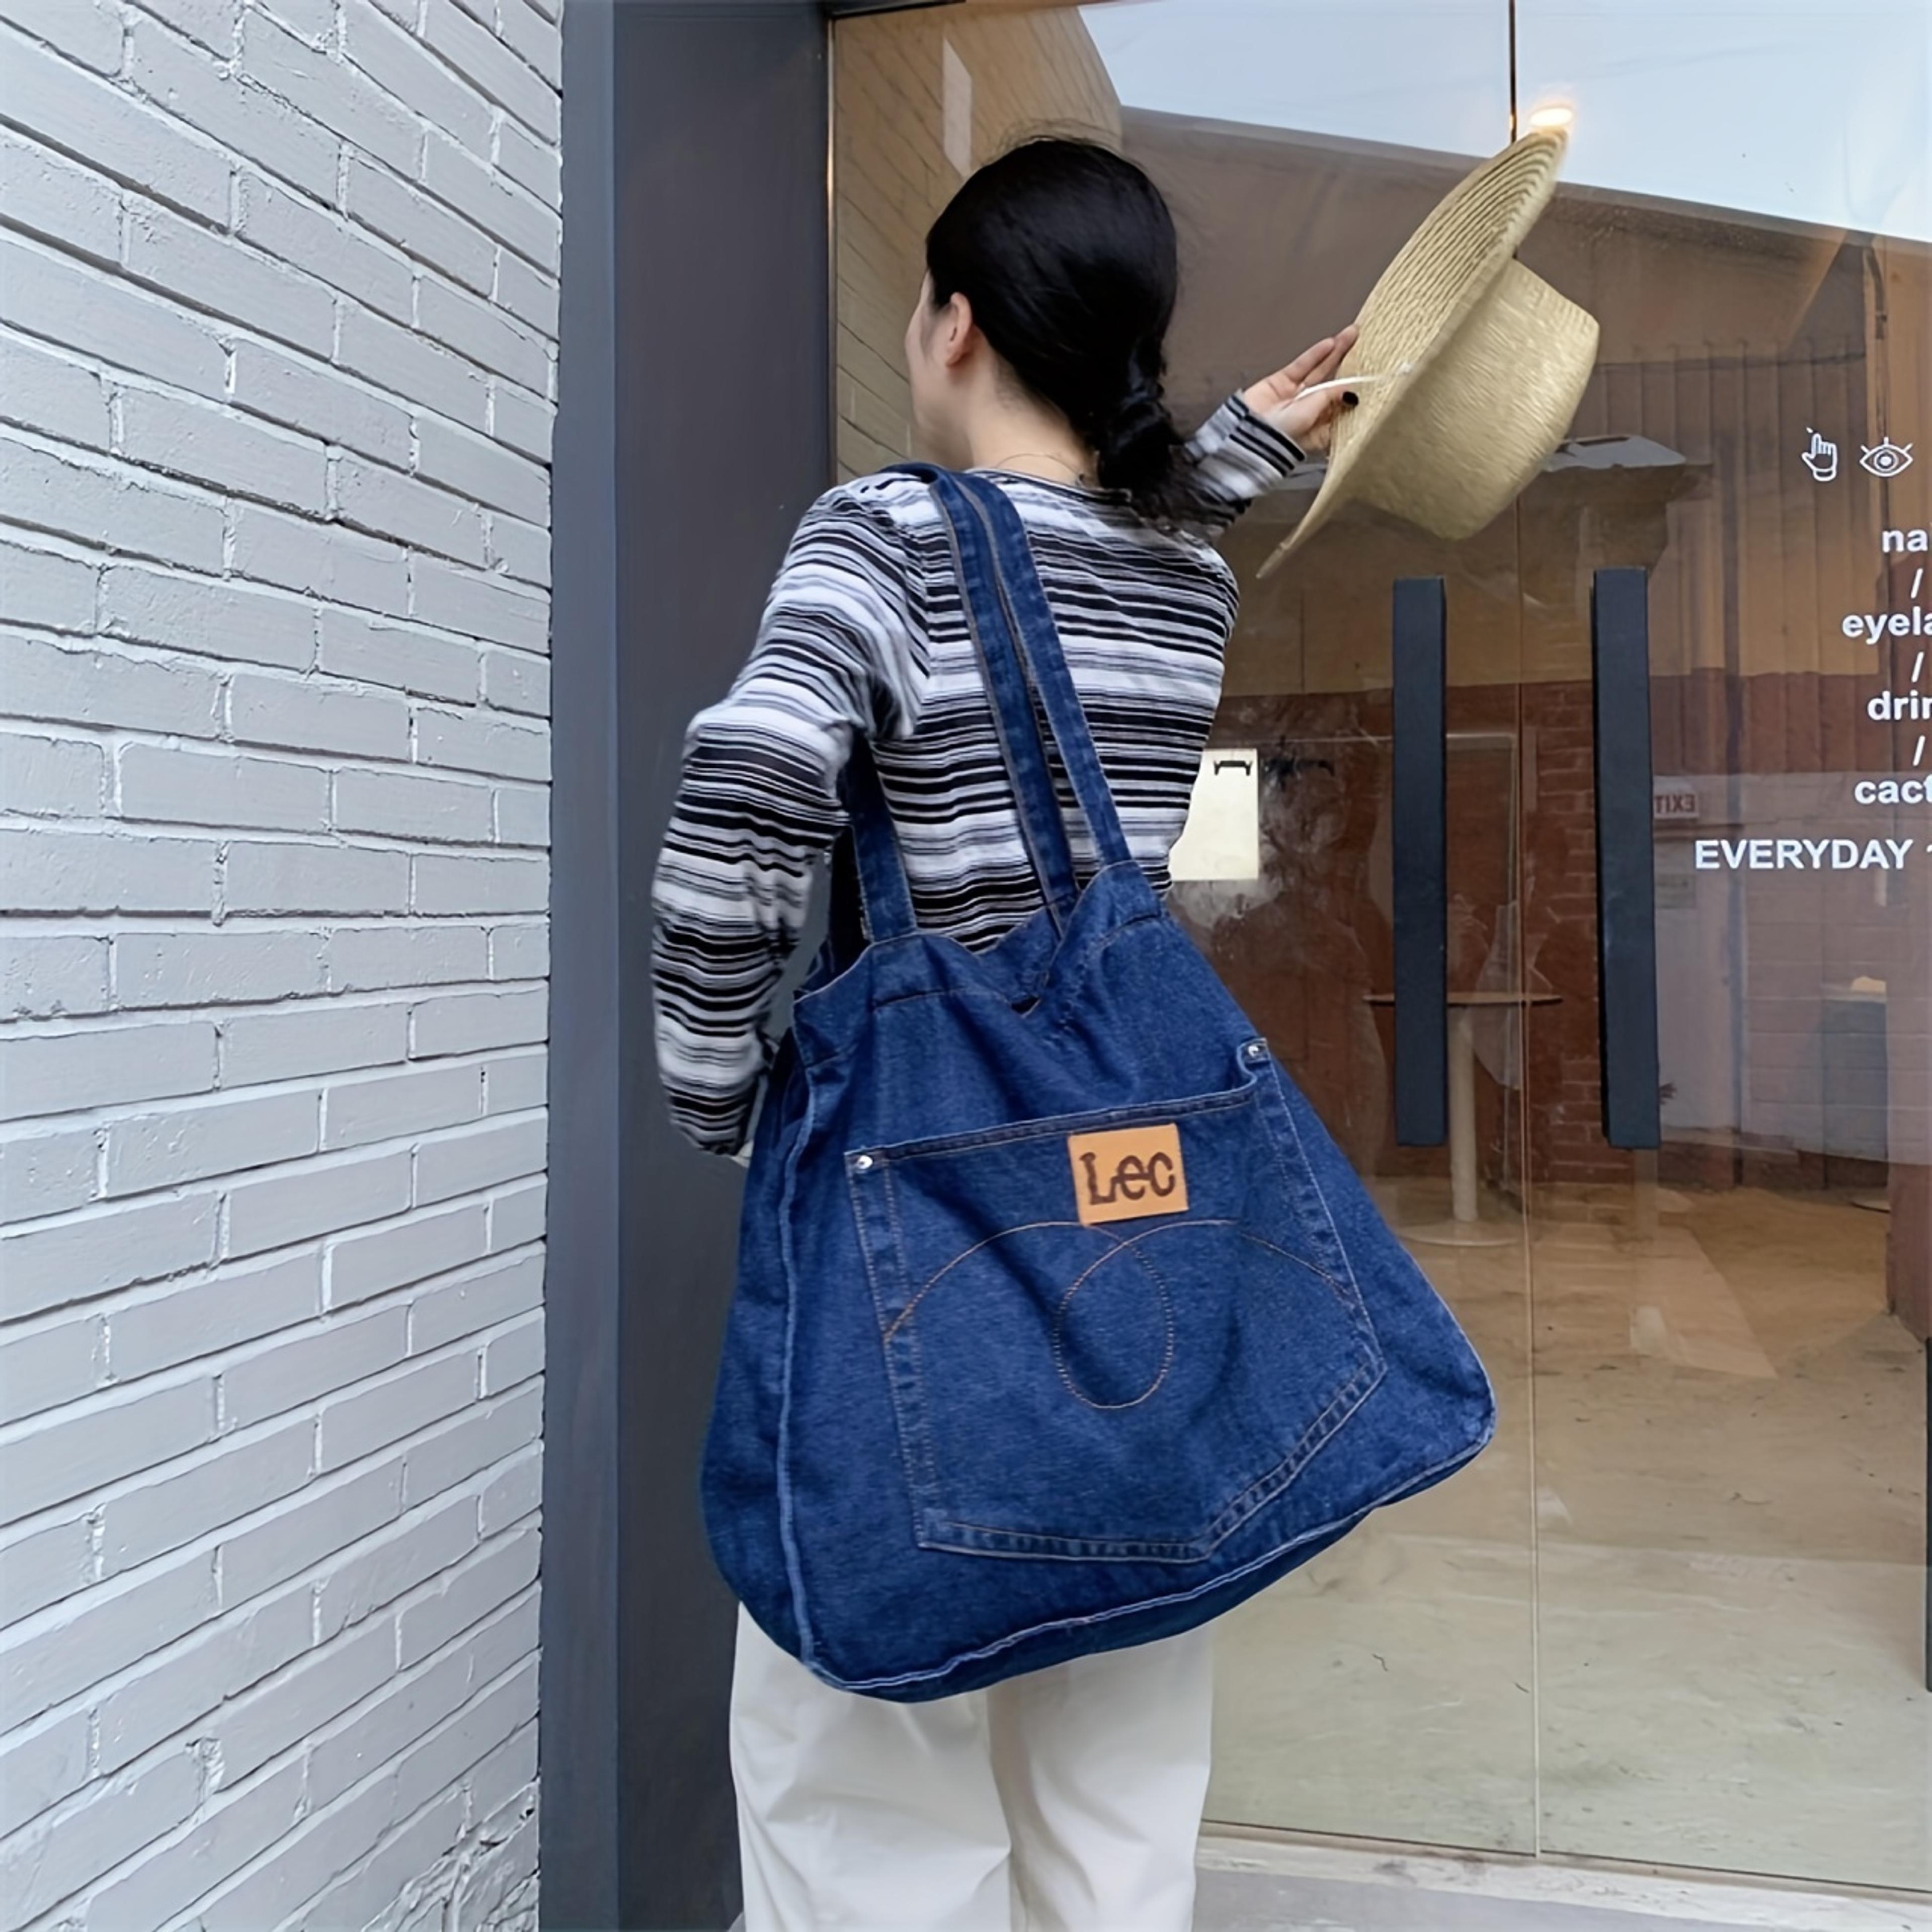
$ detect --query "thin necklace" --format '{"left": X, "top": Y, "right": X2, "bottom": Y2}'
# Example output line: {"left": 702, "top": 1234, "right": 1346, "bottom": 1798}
{"left": 980, "top": 450, "right": 1095, "bottom": 487}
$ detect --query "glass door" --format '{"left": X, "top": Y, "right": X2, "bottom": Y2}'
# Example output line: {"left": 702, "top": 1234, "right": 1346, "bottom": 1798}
{"left": 830, "top": 0, "right": 1931, "bottom": 1894}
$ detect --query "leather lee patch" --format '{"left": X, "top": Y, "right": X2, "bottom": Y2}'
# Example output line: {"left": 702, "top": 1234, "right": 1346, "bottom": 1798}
{"left": 1067, "top": 1123, "right": 1188, "bottom": 1226}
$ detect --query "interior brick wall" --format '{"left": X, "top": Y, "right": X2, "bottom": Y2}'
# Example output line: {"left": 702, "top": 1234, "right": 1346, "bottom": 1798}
{"left": 831, "top": 7, "right": 1121, "bottom": 481}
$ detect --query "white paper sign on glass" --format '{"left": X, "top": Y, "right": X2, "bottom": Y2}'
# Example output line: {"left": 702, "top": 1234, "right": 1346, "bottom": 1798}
{"left": 1168, "top": 748, "right": 1261, "bottom": 882}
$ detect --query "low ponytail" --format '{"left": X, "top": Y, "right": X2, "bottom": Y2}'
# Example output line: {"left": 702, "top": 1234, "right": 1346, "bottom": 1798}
{"left": 924, "top": 138, "right": 1199, "bottom": 528}
{"left": 1091, "top": 350, "right": 1191, "bottom": 524}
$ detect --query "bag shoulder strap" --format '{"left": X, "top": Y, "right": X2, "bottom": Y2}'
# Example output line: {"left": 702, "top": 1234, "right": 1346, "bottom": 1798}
{"left": 940, "top": 469, "right": 1136, "bottom": 876}
{"left": 898, "top": 463, "right": 1084, "bottom": 920}
{"left": 842, "top": 464, "right": 1140, "bottom": 943}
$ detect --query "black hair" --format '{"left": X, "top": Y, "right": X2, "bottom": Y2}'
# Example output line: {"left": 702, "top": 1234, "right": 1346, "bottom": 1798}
{"left": 924, "top": 136, "right": 1195, "bottom": 526}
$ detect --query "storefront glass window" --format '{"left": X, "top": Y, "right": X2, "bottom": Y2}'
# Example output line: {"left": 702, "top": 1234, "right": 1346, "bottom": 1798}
{"left": 833, "top": 0, "right": 1930, "bottom": 1893}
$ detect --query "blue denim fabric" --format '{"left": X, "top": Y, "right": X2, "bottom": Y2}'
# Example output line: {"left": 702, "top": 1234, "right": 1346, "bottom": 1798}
{"left": 702, "top": 465, "right": 1496, "bottom": 1701}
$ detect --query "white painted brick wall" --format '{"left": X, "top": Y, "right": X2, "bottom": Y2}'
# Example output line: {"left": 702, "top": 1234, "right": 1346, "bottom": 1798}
{"left": 0, "top": 0, "right": 554, "bottom": 1924}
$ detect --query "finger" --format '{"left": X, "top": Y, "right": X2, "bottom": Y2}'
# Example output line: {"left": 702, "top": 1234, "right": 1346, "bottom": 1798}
{"left": 1307, "top": 389, "right": 1349, "bottom": 432}
{"left": 1313, "top": 326, "right": 1359, "bottom": 384}
{"left": 1286, "top": 387, "right": 1349, "bottom": 452}
{"left": 1309, "top": 345, "right": 1349, "bottom": 387}
{"left": 1266, "top": 324, "right": 1357, "bottom": 397}
{"left": 1278, "top": 336, "right": 1337, "bottom": 387}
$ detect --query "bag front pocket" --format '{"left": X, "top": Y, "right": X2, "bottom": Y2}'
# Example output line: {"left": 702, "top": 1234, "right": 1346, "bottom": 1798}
{"left": 844, "top": 1059, "right": 1385, "bottom": 1562}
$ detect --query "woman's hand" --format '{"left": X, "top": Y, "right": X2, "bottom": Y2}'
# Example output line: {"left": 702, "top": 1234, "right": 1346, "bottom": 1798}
{"left": 1241, "top": 325, "right": 1360, "bottom": 454}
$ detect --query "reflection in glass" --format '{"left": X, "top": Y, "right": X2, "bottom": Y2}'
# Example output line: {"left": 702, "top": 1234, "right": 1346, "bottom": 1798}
{"left": 1514, "top": 4, "right": 1931, "bottom": 1885}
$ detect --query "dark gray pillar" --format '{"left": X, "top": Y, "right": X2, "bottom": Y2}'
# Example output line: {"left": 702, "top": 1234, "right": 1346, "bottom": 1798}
{"left": 543, "top": 0, "right": 620, "bottom": 1922}
{"left": 546, "top": 3, "right": 830, "bottom": 1926}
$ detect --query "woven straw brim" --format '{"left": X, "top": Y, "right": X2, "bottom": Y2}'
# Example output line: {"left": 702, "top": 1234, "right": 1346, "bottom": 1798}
{"left": 1259, "top": 128, "right": 1600, "bottom": 576}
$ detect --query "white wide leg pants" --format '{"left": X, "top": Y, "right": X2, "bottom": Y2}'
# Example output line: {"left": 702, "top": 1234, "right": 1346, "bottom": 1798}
{"left": 730, "top": 1607, "right": 1215, "bottom": 1932}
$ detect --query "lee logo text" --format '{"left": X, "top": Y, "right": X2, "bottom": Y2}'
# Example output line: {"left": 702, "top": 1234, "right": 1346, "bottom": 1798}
{"left": 1067, "top": 1123, "right": 1189, "bottom": 1227}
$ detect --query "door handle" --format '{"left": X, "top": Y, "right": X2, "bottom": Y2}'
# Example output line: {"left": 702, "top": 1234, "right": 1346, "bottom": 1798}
{"left": 1392, "top": 577, "right": 1447, "bottom": 1146}
{"left": 1591, "top": 567, "right": 1662, "bottom": 1149}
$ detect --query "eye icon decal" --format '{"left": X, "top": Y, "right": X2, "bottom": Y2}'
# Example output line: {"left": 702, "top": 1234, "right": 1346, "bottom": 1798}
{"left": 1860, "top": 437, "right": 1914, "bottom": 478}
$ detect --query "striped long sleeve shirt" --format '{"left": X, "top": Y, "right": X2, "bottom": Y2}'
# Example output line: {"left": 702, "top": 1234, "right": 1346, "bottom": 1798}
{"left": 649, "top": 393, "right": 1306, "bottom": 1152}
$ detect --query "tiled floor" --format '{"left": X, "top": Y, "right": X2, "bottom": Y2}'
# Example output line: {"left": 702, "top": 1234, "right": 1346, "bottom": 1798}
{"left": 1194, "top": 1868, "right": 1922, "bottom": 1932}
{"left": 1194, "top": 1838, "right": 1932, "bottom": 1932}
{"left": 1198, "top": 1874, "right": 1817, "bottom": 1931}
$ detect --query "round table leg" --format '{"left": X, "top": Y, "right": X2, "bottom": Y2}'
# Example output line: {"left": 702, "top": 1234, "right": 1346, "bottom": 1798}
{"left": 1450, "top": 1004, "right": 1478, "bottom": 1224}
{"left": 1405, "top": 1005, "right": 1517, "bottom": 1248}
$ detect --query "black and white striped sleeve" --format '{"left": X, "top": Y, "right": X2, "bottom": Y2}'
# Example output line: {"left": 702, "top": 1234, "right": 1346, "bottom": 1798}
{"left": 649, "top": 483, "right": 926, "bottom": 1153}
{"left": 1183, "top": 392, "right": 1307, "bottom": 529}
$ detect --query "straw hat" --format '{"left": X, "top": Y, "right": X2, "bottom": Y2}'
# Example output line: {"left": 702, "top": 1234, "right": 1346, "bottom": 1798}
{"left": 1258, "top": 126, "right": 1599, "bottom": 576}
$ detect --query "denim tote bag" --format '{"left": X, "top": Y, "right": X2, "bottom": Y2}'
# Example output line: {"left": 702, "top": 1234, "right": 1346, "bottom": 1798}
{"left": 702, "top": 464, "right": 1496, "bottom": 1701}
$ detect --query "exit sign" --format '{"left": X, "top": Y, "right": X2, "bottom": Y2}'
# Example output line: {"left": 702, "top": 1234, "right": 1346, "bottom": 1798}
{"left": 1653, "top": 780, "right": 1701, "bottom": 823}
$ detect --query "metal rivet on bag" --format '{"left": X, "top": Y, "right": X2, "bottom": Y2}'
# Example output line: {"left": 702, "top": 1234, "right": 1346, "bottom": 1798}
{"left": 1244, "top": 1040, "right": 1266, "bottom": 1062}
{"left": 853, "top": 1153, "right": 875, "bottom": 1173}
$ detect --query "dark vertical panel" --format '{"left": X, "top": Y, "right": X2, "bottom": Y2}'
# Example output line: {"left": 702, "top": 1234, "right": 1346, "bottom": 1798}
{"left": 543, "top": 0, "right": 619, "bottom": 1923}
{"left": 548, "top": 4, "right": 830, "bottom": 1927}
{"left": 1591, "top": 567, "right": 1662, "bottom": 1150}
{"left": 613, "top": 4, "right": 830, "bottom": 1928}
{"left": 1392, "top": 577, "right": 1448, "bottom": 1147}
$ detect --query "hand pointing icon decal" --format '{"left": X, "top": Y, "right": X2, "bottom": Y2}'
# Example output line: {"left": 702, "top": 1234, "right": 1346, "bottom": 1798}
{"left": 1801, "top": 429, "right": 1838, "bottom": 482}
